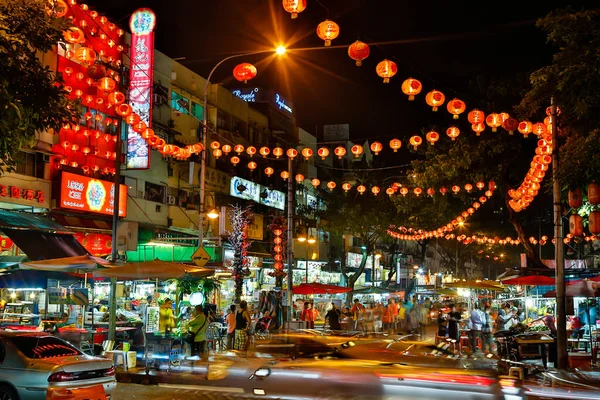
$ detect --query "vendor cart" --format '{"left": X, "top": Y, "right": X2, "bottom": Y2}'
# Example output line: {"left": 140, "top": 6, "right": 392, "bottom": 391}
{"left": 514, "top": 333, "right": 554, "bottom": 369}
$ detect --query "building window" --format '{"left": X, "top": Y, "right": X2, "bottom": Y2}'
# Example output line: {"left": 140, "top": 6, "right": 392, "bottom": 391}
{"left": 217, "top": 111, "right": 230, "bottom": 130}
{"left": 191, "top": 102, "right": 203, "bottom": 120}
{"left": 171, "top": 91, "right": 189, "bottom": 114}
{"left": 125, "top": 177, "right": 137, "bottom": 198}
{"left": 15, "top": 152, "right": 36, "bottom": 177}
{"left": 145, "top": 181, "right": 166, "bottom": 203}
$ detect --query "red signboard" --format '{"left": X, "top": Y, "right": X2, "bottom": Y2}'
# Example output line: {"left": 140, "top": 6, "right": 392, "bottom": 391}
{"left": 60, "top": 171, "right": 127, "bottom": 217}
{"left": 126, "top": 8, "right": 156, "bottom": 170}
{"left": 74, "top": 232, "right": 112, "bottom": 256}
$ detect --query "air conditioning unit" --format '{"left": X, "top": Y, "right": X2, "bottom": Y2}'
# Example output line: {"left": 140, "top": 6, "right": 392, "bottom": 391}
{"left": 166, "top": 195, "right": 176, "bottom": 205}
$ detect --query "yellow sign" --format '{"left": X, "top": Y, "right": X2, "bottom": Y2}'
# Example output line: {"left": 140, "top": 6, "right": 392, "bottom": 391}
{"left": 192, "top": 246, "right": 210, "bottom": 268}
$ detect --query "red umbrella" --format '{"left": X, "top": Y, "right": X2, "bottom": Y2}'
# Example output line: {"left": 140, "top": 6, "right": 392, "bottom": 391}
{"left": 543, "top": 280, "right": 600, "bottom": 298}
{"left": 293, "top": 282, "right": 352, "bottom": 295}
{"left": 502, "top": 275, "right": 556, "bottom": 286}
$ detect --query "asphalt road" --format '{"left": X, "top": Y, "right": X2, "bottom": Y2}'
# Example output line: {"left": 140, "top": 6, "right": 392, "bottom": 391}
{"left": 113, "top": 383, "right": 254, "bottom": 400}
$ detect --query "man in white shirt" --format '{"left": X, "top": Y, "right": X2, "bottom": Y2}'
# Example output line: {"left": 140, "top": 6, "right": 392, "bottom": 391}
{"left": 470, "top": 303, "right": 485, "bottom": 353}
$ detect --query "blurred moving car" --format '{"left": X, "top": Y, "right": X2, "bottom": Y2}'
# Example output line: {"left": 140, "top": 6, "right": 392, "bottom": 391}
{"left": 0, "top": 332, "right": 116, "bottom": 400}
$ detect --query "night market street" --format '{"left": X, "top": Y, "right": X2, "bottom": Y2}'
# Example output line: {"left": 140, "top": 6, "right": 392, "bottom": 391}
{"left": 2, "top": 0, "right": 600, "bottom": 399}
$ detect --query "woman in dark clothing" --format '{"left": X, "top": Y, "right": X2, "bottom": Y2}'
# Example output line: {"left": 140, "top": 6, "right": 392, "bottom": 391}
{"left": 437, "top": 311, "right": 448, "bottom": 338}
{"left": 326, "top": 304, "right": 342, "bottom": 331}
{"left": 447, "top": 304, "right": 462, "bottom": 342}
{"left": 234, "top": 300, "right": 251, "bottom": 350}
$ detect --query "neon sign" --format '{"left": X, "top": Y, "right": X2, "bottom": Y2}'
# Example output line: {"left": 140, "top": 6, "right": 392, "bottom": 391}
{"left": 275, "top": 93, "right": 292, "bottom": 113}
{"left": 126, "top": 8, "right": 156, "bottom": 170}
{"left": 232, "top": 88, "right": 259, "bottom": 102}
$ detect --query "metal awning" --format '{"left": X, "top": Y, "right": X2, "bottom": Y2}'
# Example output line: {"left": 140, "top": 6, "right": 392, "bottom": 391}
{"left": 0, "top": 210, "right": 71, "bottom": 233}
{"left": 51, "top": 213, "right": 112, "bottom": 231}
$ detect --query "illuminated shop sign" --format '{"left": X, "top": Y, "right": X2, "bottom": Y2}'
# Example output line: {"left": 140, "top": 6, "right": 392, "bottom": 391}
{"left": 275, "top": 93, "right": 292, "bottom": 114}
{"left": 232, "top": 88, "right": 259, "bottom": 102}
{"left": 126, "top": 8, "right": 156, "bottom": 170}
{"left": 230, "top": 176, "right": 260, "bottom": 202}
{"left": 229, "top": 176, "right": 285, "bottom": 210}
{"left": 60, "top": 171, "right": 127, "bottom": 217}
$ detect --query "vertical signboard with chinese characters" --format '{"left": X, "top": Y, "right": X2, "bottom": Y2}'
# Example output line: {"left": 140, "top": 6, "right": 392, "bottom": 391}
{"left": 126, "top": 8, "right": 156, "bottom": 169}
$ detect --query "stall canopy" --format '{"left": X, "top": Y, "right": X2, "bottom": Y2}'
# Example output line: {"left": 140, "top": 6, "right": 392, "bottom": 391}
{"left": 0, "top": 270, "right": 73, "bottom": 289}
{"left": 93, "top": 259, "right": 213, "bottom": 280}
{"left": 502, "top": 275, "right": 556, "bottom": 286}
{"left": 444, "top": 280, "right": 504, "bottom": 290}
{"left": 353, "top": 286, "right": 389, "bottom": 295}
{"left": 543, "top": 279, "right": 600, "bottom": 298}
{"left": 19, "top": 255, "right": 110, "bottom": 272}
{"left": 293, "top": 282, "right": 352, "bottom": 295}
{"left": 0, "top": 210, "right": 71, "bottom": 232}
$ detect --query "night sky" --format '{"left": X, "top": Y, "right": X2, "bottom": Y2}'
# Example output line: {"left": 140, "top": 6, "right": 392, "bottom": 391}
{"left": 88, "top": 0, "right": 596, "bottom": 141}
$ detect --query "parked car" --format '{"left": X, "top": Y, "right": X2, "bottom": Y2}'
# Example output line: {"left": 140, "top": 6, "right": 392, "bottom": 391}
{"left": 0, "top": 332, "right": 116, "bottom": 400}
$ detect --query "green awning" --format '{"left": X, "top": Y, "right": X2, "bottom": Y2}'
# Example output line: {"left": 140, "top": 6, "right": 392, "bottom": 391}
{"left": 0, "top": 210, "right": 71, "bottom": 233}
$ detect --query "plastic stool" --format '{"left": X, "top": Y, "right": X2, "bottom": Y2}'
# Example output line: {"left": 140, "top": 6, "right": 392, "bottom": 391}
{"left": 105, "top": 350, "right": 128, "bottom": 370}
{"left": 508, "top": 367, "right": 524, "bottom": 380}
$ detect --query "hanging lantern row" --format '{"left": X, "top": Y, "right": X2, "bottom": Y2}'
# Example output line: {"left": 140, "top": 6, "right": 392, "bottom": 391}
{"left": 508, "top": 128, "right": 553, "bottom": 212}
{"left": 391, "top": 180, "right": 495, "bottom": 198}
{"left": 386, "top": 193, "right": 493, "bottom": 241}
{"left": 269, "top": 221, "right": 287, "bottom": 280}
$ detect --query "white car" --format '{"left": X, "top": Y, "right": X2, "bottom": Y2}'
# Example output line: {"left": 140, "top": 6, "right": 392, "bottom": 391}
{"left": 0, "top": 332, "right": 116, "bottom": 400}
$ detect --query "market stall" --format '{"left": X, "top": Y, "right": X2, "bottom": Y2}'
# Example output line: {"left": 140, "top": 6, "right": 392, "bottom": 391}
{"left": 93, "top": 259, "right": 214, "bottom": 372}
{"left": 291, "top": 283, "right": 351, "bottom": 330}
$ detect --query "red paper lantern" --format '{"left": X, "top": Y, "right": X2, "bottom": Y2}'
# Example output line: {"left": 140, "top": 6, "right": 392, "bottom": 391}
{"left": 426, "top": 131, "right": 440, "bottom": 145}
{"left": 280, "top": 171, "right": 289, "bottom": 180}
{"left": 273, "top": 147, "right": 284, "bottom": 158}
{"left": 376, "top": 59, "right": 397, "bottom": 83}
{"left": 389, "top": 138, "right": 402, "bottom": 152}
{"left": 222, "top": 145, "right": 232, "bottom": 155}
{"left": 264, "top": 167, "right": 274, "bottom": 177}
{"left": 342, "top": 183, "right": 352, "bottom": 193}
{"left": 518, "top": 120, "right": 533, "bottom": 138}
{"left": 425, "top": 90, "right": 445, "bottom": 111}
{"left": 532, "top": 123, "right": 547, "bottom": 136}
{"left": 287, "top": 148, "right": 298, "bottom": 159}
{"left": 301, "top": 148, "right": 313, "bottom": 160}
{"left": 468, "top": 109, "right": 485, "bottom": 124}
{"left": 472, "top": 123, "right": 485, "bottom": 136}
{"left": 348, "top": 40, "right": 370, "bottom": 66}
{"left": 295, "top": 174, "right": 304, "bottom": 183}
{"left": 259, "top": 147, "right": 270, "bottom": 158}
{"left": 246, "top": 146, "right": 257, "bottom": 157}
{"left": 327, "top": 181, "right": 336, "bottom": 190}
{"left": 446, "top": 126, "right": 460, "bottom": 141}
{"left": 401, "top": 78, "right": 422, "bottom": 101}
{"left": 370, "top": 141, "right": 383, "bottom": 155}
{"left": 115, "top": 103, "right": 132, "bottom": 117}
{"left": 371, "top": 186, "right": 381, "bottom": 196}
{"left": 357, "top": 185, "right": 366, "bottom": 195}
{"left": 334, "top": 146, "right": 347, "bottom": 159}
{"left": 486, "top": 113, "right": 502, "bottom": 132}
{"left": 446, "top": 99, "right": 466, "bottom": 119}
{"left": 63, "top": 27, "right": 86, "bottom": 44}
{"left": 569, "top": 214, "right": 584, "bottom": 236}
{"left": 315, "top": 147, "right": 329, "bottom": 160}
{"left": 74, "top": 47, "right": 96, "bottom": 66}
{"left": 234, "top": 144, "right": 245, "bottom": 155}
{"left": 351, "top": 144, "right": 364, "bottom": 158}
{"left": 409, "top": 136, "right": 422, "bottom": 150}
{"left": 589, "top": 211, "right": 600, "bottom": 235}
{"left": 568, "top": 188, "right": 582, "bottom": 208}
{"left": 311, "top": 178, "right": 321, "bottom": 187}
{"left": 230, "top": 156, "right": 240, "bottom": 166}
{"left": 316, "top": 20, "right": 340, "bottom": 46}
{"left": 247, "top": 161, "right": 257, "bottom": 171}
{"left": 503, "top": 117, "right": 519, "bottom": 135}
{"left": 233, "top": 63, "right": 257, "bottom": 83}
{"left": 465, "top": 183, "right": 473, "bottom": 192}
{"left": 282, "top": 0, "right": 307, "bottom": 19}
{"left": 588, "top": 183, "right": 600, "bottom": 205}
{"left": 413, "top": 187, "right": 423, "bottom": 196}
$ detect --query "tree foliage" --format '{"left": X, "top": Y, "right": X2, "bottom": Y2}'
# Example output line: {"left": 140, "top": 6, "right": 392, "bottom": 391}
{"left": 518, "top": 9, "right": 600, "bottom": 191}
{"left": 0, "top": 0, "right": 77, "bottom": 171}
{"left": 321, "top": 187, "right": 399, "bottom": 294}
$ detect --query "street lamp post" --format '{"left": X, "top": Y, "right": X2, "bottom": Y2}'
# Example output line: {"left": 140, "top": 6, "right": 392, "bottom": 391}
{"left": 198, "top": 48, "right": 285, "bottom": 249}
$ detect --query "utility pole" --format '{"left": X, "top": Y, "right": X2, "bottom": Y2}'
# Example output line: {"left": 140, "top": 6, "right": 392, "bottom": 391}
{"left": 108, "top": 121, "right": 123, "bottom": 341}
{"left": 551, "top": 98, "right": 568, "bottom": 369}
{"left": 286, "top": 157, "right": 294, "bottom": 322}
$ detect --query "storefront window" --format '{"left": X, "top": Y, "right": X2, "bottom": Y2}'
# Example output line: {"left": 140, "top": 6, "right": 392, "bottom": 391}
{"left": 191, "top": 102, "right": 203, "bottom": 120}
{"left": 171, "top": 91, "right": 189, "bottom": 114}
{"left": 15, "top": 152, "right": 36, "bottom": 177}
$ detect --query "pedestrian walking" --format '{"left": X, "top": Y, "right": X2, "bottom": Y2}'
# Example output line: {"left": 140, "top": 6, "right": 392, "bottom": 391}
{"left": 225, "top": 305, "right": 236, "bottom": 350}
{"left": 301, "top": 301, "right": 316, "bottom": 330}
{"left": 481, "top": 305, "right": 493, "bottom": 353}
{"left": 470, "top": 303, "right": 485, "bottom": 353}
{"left": 187, "top": 306, "right": 209, "bottom": 360}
